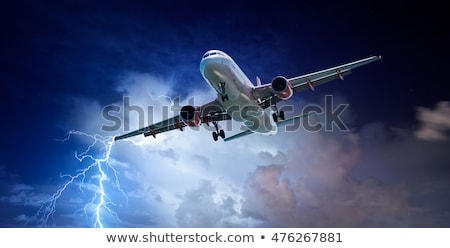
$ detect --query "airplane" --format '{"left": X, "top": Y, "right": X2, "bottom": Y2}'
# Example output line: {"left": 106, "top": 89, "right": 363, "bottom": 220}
{"left": 114, "top": 50, "right": 381, "bottom": 142}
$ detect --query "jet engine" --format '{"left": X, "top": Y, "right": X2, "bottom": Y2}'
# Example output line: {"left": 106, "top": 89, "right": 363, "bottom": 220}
{"left": 271, "top": 76, "right": 293, "bottom": 100}
{"left": 180, "top": 105, "right": 201, "bottom": 126}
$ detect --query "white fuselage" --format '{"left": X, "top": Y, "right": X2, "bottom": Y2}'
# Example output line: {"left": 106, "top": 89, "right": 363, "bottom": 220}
{"left": 200, "top": 50, "right": 277, "bottom": 135}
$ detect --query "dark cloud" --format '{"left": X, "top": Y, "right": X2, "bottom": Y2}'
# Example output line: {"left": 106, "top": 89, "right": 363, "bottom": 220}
{"left": 168, "top": 101, "right": 450, "bottom": 228}
{"left": 240, "top": 114, "right": 450, "bottom": 227}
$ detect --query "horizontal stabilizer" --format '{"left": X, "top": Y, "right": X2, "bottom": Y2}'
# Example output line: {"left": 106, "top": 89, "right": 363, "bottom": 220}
{"left": 276, "top": 111, "right": 318, "bottom": 127}
{"left": 223, "top": 130, "right": 253, "bottom": 142}
{"left": 224, "top": 111, "right": 318, "bottom": 142}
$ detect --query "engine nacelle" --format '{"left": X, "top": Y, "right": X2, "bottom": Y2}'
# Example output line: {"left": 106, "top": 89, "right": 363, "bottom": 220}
{"left": 271, "top": 76, "right": 293, "bottom": 100}
{"left": 180, "top": 105, "right": 201, "bottom": 127}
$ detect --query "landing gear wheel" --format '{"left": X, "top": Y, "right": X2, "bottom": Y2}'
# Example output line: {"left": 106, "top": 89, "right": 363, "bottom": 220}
{"left": 272, "top": 113, "right": 278, "bottom": 123}
{"left": 279, "top": 110, "right": 285, "bottom": 120}
{"left": 212, "top": 121, "right": 225, "bottom": 141}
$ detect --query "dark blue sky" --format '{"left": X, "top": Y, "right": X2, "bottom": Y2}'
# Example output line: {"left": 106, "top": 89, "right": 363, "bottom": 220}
{"left": 1, "top": 1, "right": 449, "bottom": 227}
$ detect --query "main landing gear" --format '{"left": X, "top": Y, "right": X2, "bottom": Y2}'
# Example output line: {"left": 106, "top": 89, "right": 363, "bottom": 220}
{"left": 212, "top": 121, "right": 225, "bottom": 141}
{"left": 272, "top": 105, "right": 285, "bottom": 123}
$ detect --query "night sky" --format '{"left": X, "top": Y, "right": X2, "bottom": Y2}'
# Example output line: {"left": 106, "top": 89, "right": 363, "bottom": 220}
{"left": 1, "top": 1, "right": 449, "bottom": 227}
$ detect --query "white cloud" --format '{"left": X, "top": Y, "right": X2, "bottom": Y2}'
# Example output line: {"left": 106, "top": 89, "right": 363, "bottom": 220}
{"left": 415, "top": 101, "right": 450, "bottom": 140}
{"left": 175, "top": 180, "right": 223, "bottom": 227}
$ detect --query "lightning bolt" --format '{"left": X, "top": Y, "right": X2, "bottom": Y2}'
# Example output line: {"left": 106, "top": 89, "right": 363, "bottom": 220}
{"left": 27, "top": 130, "right": 127, "bottom": 228}
{"left": 25, "top": 94, "right": 183, "bottom": 227}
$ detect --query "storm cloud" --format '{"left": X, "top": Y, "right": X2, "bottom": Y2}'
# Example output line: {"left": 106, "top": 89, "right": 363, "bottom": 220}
{"left": 174, "top": 119, "right": 450, "bottom": 227}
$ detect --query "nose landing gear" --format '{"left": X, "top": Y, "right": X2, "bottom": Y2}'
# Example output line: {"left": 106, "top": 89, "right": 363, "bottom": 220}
{"left": 218, "top": 82, "right": 229, "bottom": 101}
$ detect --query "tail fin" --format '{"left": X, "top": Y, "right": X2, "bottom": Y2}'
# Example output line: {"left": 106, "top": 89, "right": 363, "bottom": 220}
{"left": 256, "top": 76, "right": 261, "bottom": 86}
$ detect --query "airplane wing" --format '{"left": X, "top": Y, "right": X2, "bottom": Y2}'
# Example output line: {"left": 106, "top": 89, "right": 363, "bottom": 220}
{"left": 253, "top": 56, "right": 382, "bottom": 109}
{"left": 114, "top": 99, "right": 230, "bottom": 141}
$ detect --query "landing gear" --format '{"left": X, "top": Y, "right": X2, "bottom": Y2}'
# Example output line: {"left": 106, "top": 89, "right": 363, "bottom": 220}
{"left": 279, "top": 110, "right": 285, "bottom": 120}
{"left": 272, "top": 105, "right": 285, "bottom": 123}
{"left": 212, "top": 131, "right": 219, "bottom": 141}
{"left": 272, "top": 113, "right": 278, "bottom": 123}
{"left": 218, "top": 82, "right": 228, "bottom": 102}
{"left": 221, "top": 94, "right": 229, "bottom": 101}
{"left": 212, "top": 121, "right": 225, "bottom": 141}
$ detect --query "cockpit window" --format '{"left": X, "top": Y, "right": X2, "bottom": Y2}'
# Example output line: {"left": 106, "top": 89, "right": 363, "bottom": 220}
{"left": 202, "top": 51, "right": 224, "bottom": 59}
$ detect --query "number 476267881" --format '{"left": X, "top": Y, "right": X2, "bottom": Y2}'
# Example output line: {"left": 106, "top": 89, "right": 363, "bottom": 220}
{"left": 271, "top": 233, "right": 343, "bottom": 243}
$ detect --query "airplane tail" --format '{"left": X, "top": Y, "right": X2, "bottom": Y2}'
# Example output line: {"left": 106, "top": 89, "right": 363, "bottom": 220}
{"left": 256, "top": 76, "right": 261, "bottom": 86}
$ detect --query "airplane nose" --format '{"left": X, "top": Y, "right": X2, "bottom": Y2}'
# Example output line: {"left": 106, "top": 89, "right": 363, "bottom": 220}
{"left": 199, "top": 59, "right": 207, "bottom": 73}
{"left": 199, "top": 57, "right": 213, "bottom": 74}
